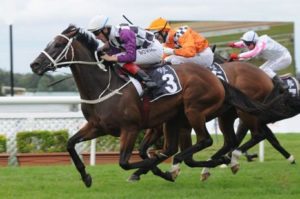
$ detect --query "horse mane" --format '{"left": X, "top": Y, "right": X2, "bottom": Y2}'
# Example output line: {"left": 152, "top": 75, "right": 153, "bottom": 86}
{"left": 62, "top": 24, "right": 99, "bottom": 53}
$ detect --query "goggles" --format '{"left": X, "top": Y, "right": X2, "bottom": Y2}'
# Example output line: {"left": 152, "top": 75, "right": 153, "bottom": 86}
{"left": 242, "top": 40, "right": 254, "bottom": 46}
{"left": 92, "top": 29, "right": 103, "bottom": 36}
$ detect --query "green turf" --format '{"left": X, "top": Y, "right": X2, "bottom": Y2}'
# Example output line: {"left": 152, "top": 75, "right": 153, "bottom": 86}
{"left": 0, "top": 133, "right": 299, "bottom": 199}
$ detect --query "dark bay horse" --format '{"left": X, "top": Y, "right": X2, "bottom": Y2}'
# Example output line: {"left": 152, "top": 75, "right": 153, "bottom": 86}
{"left": 129, "top": 59, "right": 300, "bottom": 181}
{"left": 30, "top": 25, "right": 273, "bottom": 187}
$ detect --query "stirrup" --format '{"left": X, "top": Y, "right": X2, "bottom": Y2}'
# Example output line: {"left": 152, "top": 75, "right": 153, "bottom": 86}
{"left": 278, "top": 83, "right": 289, "bottom": 92}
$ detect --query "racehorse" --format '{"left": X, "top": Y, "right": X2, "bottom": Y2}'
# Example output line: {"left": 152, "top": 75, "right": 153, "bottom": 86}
{"left": 30, "top": 25, "right": 275, "bottom": 187}
{"left": 128, "top": 53, "right": 300, "bottom": 182}
{"left": 214, "top": 52, "right": 298, "bottom": 167}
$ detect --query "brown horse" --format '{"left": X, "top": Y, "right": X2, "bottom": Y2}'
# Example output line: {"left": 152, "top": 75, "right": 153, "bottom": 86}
{"left": 30, "top": 25, "right": 273, "bottom": 187}
{"left": 129, "top": 57, "right": 300, "bottom": 181}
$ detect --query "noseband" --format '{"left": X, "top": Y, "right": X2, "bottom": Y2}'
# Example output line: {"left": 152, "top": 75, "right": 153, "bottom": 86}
{"left": 41, "top": 34, "right": 74, "bottom": 70}
{"left": 41, "top": 34, "right": 107, "bottom": 71}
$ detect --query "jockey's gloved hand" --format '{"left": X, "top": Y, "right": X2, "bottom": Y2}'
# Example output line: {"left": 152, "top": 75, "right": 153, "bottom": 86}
{"left": 100, "top": 54, "right": 118, "bottom": 62}
{"left": 230, "top": 53, "right": 239, "bottom": 60}
{"left": 228, "top": 42, "right": 236, "bottom": 48}
{"left": 163, "top": 47, "right": 174, "bottom": 55}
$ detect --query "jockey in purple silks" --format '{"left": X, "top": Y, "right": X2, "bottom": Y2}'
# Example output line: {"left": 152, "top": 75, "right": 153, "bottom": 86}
{"left": 87, "top": 15, "right": 164, "bottom": 89}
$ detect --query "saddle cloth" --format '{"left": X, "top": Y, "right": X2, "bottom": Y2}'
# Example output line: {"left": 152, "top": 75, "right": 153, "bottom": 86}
{"left": 208, "top": 62, "right": 229, "bottom": 82}
{"left": 118, "top": 64, "right": 182, "bottom": 102}
{"left": 207, "top": 64, "right": 299, "bottom": 97}
{"left": 280, "top": 74, "right": 300, "bottom": 97}
{"left": 146, "top": 64, "right": 182, "bottom": 102}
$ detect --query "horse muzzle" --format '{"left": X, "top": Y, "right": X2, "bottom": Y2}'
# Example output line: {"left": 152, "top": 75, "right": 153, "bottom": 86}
{"left": 30, "top": 62, "right": 48, "bottom": 75}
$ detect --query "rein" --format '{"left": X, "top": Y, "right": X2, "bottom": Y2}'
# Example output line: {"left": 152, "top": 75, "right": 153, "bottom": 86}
{"left": 42, "top": 33, "right": 132, "bottom": 104}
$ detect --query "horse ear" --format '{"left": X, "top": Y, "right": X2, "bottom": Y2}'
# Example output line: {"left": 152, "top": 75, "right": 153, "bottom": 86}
{"left": 68, "top": 24, "right": 80, "bottom": 36}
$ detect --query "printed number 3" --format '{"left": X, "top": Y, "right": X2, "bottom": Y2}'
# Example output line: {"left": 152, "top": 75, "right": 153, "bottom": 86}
{"left": 162, "top": 74, "right": 177, "bottom": 93}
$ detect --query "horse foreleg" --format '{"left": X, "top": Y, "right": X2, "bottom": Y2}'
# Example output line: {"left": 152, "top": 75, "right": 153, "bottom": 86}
{"left": 128, "top": 126, "right": 174, "bottom": 182}
{"left": 67, "top": 122, "right": 100, "bottom": 188}
{"left": 119, "top": 127, "right": 144, "bottom": 170}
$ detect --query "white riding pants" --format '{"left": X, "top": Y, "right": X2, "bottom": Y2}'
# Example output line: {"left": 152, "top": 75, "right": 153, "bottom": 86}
{"left": 259, "top": 52, "right": 292, "bottom": 78}
{"left": 164, "top": 47, "right": 214, "bottom": 67}
{"left": 135, "top": 39, "right": 163, "bottom": 66}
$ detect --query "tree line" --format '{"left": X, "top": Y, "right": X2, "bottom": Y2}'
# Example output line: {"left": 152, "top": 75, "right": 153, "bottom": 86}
{"left": 0, "top": 68, "right": 77, "bottom": 95}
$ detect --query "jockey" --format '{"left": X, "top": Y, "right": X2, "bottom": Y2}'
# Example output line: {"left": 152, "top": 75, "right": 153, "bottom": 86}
{"left": 87, "top": 15, "right": 164, "bottom": 89}
{"left": 147, "top": 17, "right": 214, "bottom": 67}
{"left": 228, "top": 30, "right": 291, "bottom": 91}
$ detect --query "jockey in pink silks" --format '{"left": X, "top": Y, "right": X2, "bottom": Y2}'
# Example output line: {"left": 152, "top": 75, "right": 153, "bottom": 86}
{"left": 228, "top": 30, "right": 292, "bottom": 91}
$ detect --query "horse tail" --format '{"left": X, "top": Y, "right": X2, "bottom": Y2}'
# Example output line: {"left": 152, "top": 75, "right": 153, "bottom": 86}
{"left": 221, "top": 80, "right": 294, "bottom": 123}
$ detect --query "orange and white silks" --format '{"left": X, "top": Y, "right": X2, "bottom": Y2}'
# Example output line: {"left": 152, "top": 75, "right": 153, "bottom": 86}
{"left": 165, "top": 26, "right": 209, "bottom": 58}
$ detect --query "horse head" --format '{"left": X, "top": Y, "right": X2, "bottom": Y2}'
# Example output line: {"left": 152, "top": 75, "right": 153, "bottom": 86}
{"left": 30, "top": 24, "right": 100, "bottom": 75}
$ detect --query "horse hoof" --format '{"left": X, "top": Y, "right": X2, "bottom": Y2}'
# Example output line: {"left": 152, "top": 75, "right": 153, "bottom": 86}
{"left": 291, "top": 160, "right": 296, "bottom": 165}
{"left": 288, "top": 155, "right": 295, "bottom": 164}
{"left": 200, "top": 172, "right": 211, "bottom": 182}
{"left": 83, "top": 174, "right": 92, "bottom": 188}
{"left": 231, "top": 164, "right": 240, "bottom": 174}
{"left": 127, "top": 174, "right": 140, "bottom": 182}
{"left": 170, "top": 168, "right": 180, "bottom": 181}
{"left": 163, "top": 172, "right": 175, "bottom": 182}
{"left": 246, "top": 154, "right": 258, "bottom": 162}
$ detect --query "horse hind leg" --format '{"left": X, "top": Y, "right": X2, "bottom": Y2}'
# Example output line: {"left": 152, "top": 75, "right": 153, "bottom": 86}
{"left": 262, "top": 124, "right": 295, "bottom": 164}
{"left": 128, "top": 126, "right": 174, "bottom": 182}
{"left": 120, "top": 116, "right": 181, "bottom": 180}
{"left": 67, "top": 122, "right": 101, "bottom": 188}
{"left": 173, "top": 109, "right": 214, "bottom": 167}
{"left": 130, "top": 116, "right": 184, "bottom": 182}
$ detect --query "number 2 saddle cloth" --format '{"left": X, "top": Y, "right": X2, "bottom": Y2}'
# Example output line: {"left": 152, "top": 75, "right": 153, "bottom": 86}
{"left": 280, "top": 73, "right": 299, "bottom": 97}
{"left": 209, "top": 62, "right": 299, "bottom": 97}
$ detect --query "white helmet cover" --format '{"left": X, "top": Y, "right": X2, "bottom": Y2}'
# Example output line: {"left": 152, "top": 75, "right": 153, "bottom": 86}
{"left": 241, "top": 31, "right": 259, "bottom": 43}
{"left": 87, "top": 15, "right": 109, "bottom": 32}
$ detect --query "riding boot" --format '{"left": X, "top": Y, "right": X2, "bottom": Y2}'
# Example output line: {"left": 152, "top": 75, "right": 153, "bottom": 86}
{"left": 123, "top": 63, "right": 157, "bottom": 89}
{"left": 135, "top": 69, "right": 158, "bottom": 89}
{"left": 272, "top": 75, "right": 288, "bottom": 92}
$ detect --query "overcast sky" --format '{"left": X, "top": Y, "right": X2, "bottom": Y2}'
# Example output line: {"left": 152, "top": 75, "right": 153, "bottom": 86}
{"left": 1, "top": 0, "right": 300, "bottom": 74}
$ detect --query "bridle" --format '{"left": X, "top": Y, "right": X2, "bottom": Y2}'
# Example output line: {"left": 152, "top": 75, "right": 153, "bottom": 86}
{"left": 41, "top": 32, "right": 132, "bottom": 104}
{"left": 41, "top": 33, "right": 107, "bottom": 71}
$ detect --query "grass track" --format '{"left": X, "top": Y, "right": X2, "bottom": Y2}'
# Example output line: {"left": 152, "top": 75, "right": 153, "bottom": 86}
{"left": 0, "top": 134, "right": 300, "bottom": 199}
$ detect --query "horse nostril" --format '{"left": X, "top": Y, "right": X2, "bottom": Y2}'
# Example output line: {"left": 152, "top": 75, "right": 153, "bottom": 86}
{"left": 30, "top": 62, "right": 37, "bottom": 68}
{"left": 30, "top": 62, "right": 41, "bottom": 73}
